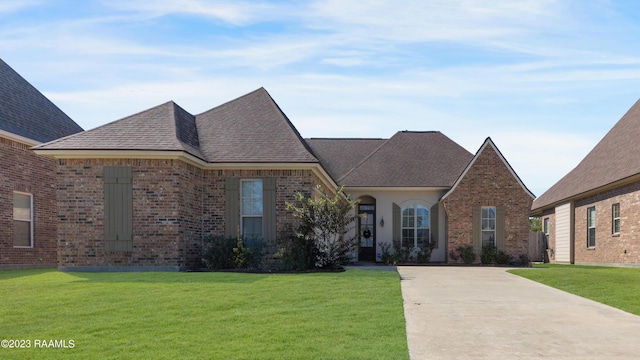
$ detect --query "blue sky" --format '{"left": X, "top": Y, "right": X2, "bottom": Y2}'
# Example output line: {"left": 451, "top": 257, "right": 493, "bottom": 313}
{"left": 2, "top": 0, "right": 640, "bottom": 196}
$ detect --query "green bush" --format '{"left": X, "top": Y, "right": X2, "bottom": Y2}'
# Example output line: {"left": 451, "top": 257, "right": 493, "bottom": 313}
{"left": 495, "top": 250, "right": 512, "bottom": 265}
{"left": 457, "top": 245, "right": 476, "bottom": 264}
{"left": 275, "top": 226, "right": 317, "bottom": 271}
{"left": 202, "top": 235, "right": 264, "bottom": 270}
{"left": 481, "top": 244, "right": 497, "bottom": 264}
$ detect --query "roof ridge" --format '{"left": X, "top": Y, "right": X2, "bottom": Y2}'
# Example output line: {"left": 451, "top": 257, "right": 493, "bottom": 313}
{"left": 195, "top": 87, "right": 266, "bottom": 117}
{"left": 337, "top": 135, "right": 391, "bottom": 182}
{"left": 306, "top": 137, "right": 386, "bottom": 140}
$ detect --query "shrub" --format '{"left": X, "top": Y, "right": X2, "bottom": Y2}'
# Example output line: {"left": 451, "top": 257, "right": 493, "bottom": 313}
{"left": 456, "top": 245, "right": 476, "bottom": 264}
{"left": 481, "top": 245, "right": 497, "bottom": 264}
{"left": 202, "top": 236, "right": 236, "bottom": 270}
{"left": 202, "top": 235, "right": 264, "bottom": 270}
{"left": 495, "top": 250, "right": 512, "bottom": 265}
{"left": 518, "top": 254, "right": 532, "bottom": 267}
{"left": 286, "top": 185, "right": 361, "bottom": 269}
{"left": 380, "top": 242, "right": 398, "bottom": 265}
{"left": 275, "top": 226, "right": 316, "bottom": 271}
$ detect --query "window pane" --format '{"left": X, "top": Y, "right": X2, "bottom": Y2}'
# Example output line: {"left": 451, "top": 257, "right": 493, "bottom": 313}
{"left": 614, "top": 219, "right": 620, "bottom": 234}
{"left": 402, "top": 229, "right": 414, "bottom": 248}
{"left": 588, "top": 207, "right": 596, "bottom": 227}
{"left": 482, "top": 231, "right": 495, "bottom": 247}
{"left": 13, "top": 193, "right": 31, "bottom": 221}
{"left": 13, "top": 220, "right": 31, "bottom": 246}
{"left": 241, "top": 180, "right": 263, "bottom": 216}
{"left": 417, "top": 229, "right": 429, "bottom": 249}
{"left": 613, "top": 204, "right": 620, "bottom": 218}
{"left": 242, "top": 217, "right": 262, "bottom": 240}
{"left": 588, "top": 228, "right": 596, "bottom": 247}
{"left": 416, "top": 207, "right": 429, "bottom": 228}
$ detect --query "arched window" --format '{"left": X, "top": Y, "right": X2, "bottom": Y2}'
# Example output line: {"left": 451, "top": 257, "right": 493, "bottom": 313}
{"left": 402, "top": 204, "right": 429, "bottom": 249}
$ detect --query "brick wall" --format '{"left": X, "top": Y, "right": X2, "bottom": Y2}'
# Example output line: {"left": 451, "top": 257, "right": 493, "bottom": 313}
{"left": 443, "top": 144, "right": 533, "bottom": 261}
{"left": 0, "top": 137, "right": 57, "bottom": 268}
{"left": 573, "top": 180, "right": 640, "bottom": 265}
{"left": 56, "top": 159, "right": 321, "bottom": 270}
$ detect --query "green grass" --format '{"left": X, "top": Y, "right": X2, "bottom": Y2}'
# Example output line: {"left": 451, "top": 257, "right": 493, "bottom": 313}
{"left": 0, "top": 269, "right": 408, "bottom": 360}
{"left": 509, "top": 264, "right": 640, "bottom": 315}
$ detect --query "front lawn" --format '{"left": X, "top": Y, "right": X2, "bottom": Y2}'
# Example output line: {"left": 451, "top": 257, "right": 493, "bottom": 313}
{"left": 0, "top": 269, "right": 408, "bottom": 360}
{"left": 509, "top": 264, "right": 640, "bottom": 315}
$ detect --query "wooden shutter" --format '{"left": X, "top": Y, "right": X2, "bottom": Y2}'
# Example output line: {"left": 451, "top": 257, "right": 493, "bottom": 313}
{"left": 262, "top": 177, "right": 276, "bottom": 242}
{"left": 393, "top": 203, "right": 401, "bottom": 246}
{"left": 225, "top": 177, "right": 239, "bottom": 238}
{"left": 104, "top": 166, "right": 133, "bottom": 252}
{"left": 496, "top": 206, "right": 506, "bottom": 251}
{"left": 430, "top": 203, "right": 439, "bottom": 248}
{"left": 472, "top": 206, "right": 481, "bottom": 254}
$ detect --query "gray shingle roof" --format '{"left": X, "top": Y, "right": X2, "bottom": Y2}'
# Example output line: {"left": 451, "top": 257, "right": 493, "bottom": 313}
{"left": 305, "top": 138, "right": 387, "bottom": 181}
{"left": 310, "top": 131, "right": 473, "bottom": 187}
{"left": 36, "top": 88, "right": 318, "bottom": 164}
{"left": 0, "top": 58, "right": 82, "bottom": 142}
{"left": 532, "top": 99, "right": 640, "bottom": 211}
{"left": 35, "top": 101, "right": 206, "bottom": 159}
{"left": 196, "top": 88, "right": 318, "bottom": 163}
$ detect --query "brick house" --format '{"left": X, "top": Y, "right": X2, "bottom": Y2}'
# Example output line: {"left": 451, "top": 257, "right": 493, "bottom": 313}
{"left": 531, "top": 100, "right": 640, "bottom": 266}
{"left": 0, "top": 58, "right": 83, "bottom": 269}
{"left": 35, "top": 87, "right": 533, "bottom": 271}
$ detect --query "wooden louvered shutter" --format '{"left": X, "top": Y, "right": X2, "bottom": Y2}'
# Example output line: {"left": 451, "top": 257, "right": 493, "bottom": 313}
{"left": 104, "top": 166, "right": 133, "bottom": 252}
{"left": 262, "top": 178, "right": 276, "bottom": 242}
{"left": 472, "top": 206, "right": 482, "bottom": 254}
{"left": 393, "top": 203, "right": 401, "bottom": 247}
{"left": 225, "top": 178, "right": 239, "bottom": 238}
{"left": 430, "top": 203, "right": 439, "bottom": 248}
{"left": 496, "top": 206, "right": 506, "bottom": 251}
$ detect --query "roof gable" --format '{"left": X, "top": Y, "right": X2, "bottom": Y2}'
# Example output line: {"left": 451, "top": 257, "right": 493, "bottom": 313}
{"left": 195, "top": 88, "right": 318, "bottom": 163}
{"left": 0, "top": 58, "right": 82, "bottom": 143}
{"left": 337, "top": 131, "right": 473, "bottom": 187}
{"left": 442, "top": 137, "right": 535, "bottom": 200}
{"left": 532, "top": 99, "right": 640, "bottom": 211}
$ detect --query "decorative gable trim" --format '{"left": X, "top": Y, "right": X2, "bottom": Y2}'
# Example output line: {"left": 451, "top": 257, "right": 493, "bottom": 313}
{"left": 441, "top": 137, "right": 535, "bottom": 201}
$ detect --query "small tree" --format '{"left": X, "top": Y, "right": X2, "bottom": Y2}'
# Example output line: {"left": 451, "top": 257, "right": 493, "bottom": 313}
{"left": 286, "top": 185, "right": 361, "bottom": 269}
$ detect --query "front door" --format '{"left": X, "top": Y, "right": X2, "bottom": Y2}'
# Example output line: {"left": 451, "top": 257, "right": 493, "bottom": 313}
{"left": 358, "top": 204, "right": 376, "bottom": 262}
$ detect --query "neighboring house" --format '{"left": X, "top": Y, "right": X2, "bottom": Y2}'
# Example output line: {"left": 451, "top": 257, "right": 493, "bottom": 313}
{"left": 0, "top": 58, "right": 83, "bottom": 269}
{"left": 531, "top": 100, "right": 640, "bottom": 266}
{"left": 34, "top": 87, "right": 534, "bottom": 271}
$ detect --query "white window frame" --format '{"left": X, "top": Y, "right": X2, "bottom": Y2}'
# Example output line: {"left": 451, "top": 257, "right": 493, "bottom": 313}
{"left": 543, "top": 218, "right": 550, "bottom": 236}
{"left": 401, "top": 204, "right": 430, "bottom": 249}
{"left": 481, "top": 207, "right": 496, "bottom": 248}
{"left": 612, "top": 203, "right": 620, "bottom": 235}
{"left": 587, "top": 206, "right": 596, "bottom": 248}
{"left": 240, "top": 179, "right": 263, "bottom": 240}
{"left": 13, "top": 191, "right": 33, "bottom": 248}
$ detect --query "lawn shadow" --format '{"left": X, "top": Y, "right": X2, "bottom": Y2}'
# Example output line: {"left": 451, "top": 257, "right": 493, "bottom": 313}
{"left": 0, "top": 268, "right": 57, "bottom": 280}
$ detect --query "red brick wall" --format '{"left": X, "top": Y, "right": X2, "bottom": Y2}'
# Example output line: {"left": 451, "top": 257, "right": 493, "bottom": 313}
{"left": 0, "top": 137, "right": 57, "bottom": 268}
{"left": 56, "top": 159, "right": 321, "bottom": 270}
{"left": 442, "top": 144, "right": 533, "bottom": 261}
{"left": 573, "top": 180, "right": 640, "bottom": 265}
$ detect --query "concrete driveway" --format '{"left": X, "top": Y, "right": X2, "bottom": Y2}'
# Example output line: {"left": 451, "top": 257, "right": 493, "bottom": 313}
{"left": 398, "top": 266, "right": 640, "bottom": 360}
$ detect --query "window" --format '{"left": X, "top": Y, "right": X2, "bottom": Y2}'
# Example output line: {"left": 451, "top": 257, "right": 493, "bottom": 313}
{"left": 587, "top": 206, "right": 596, "bottom": 247}
{"left": 13, "top": 192, "right": 33, "bottom": 247}
{"left": 612, "top": 203, "right": 620, "bottom": 234}
{"left": 401, "top": 204, "right": 429, "bottom": 249}
{"left": 543, "top": 218, "right": 550, "bottom": 236}
{"left": 241, "top": 180, "right": 263, "bottom": 240}
{"left": 481, "top": 207, "right": 496, "bottom": 248}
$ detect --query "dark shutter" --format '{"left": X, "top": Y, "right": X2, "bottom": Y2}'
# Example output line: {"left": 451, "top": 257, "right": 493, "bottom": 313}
{"left": 393, "top": 203, "right": 401, "bottom": 246}
{"left": 104, "top": 166, "right": 133, "bottom": 252}
{"left": 263, "top": 178, "right": 276, "bottom": 242}
{"left": 225, "top": 177, "right": 239, "bottom": 238}
{"left": 496, "top": 206, "right": 506, "bottom": 251}
{"left": 472, "top": 206, "right": 481, "bottom": 254}
{"left": 430, "top": 203, "right": 439, "bottom": 248}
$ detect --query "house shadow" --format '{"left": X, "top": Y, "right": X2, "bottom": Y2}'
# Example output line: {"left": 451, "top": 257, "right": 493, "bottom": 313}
{"left": 0, "top": 268, "right": 57, "bottom": 280}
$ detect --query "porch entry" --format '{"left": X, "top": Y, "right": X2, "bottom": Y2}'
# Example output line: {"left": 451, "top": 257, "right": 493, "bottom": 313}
{"left": 358, "top": 204, "right": 376, "bottom": 262}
